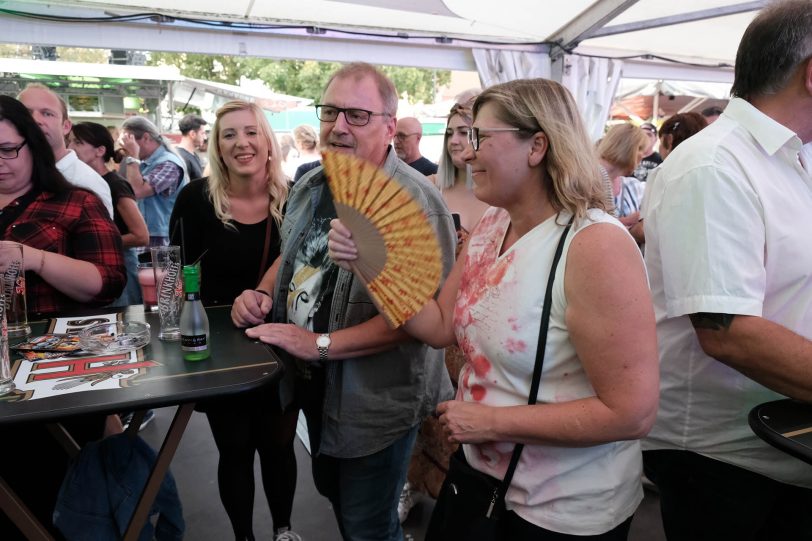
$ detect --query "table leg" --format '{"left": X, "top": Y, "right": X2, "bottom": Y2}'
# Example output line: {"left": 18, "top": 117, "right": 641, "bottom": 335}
{"left": 0, "top": 476, "right": 55, "bottom": 540}
{"left": 46, "top": 422, "right": 81, "bottom": 458}
{"left": 123, "top": 402, "right": 194, "bottom": 541}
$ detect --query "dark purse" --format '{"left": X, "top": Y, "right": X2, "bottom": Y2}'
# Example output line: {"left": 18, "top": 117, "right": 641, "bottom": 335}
{"left": 425, "top": 218, "right": 573, "bottom": 541}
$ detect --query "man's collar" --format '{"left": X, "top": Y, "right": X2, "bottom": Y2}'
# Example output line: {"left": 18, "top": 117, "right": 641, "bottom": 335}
{"left": 141, "top": 143, "right": 162, "bottom": 164}
{"left": 54, "top": 147, "right": 71, "bottom": 163}
{"left": 725, "top": 97, "right": 803, "bottom": 155}
{"left": 381, "top": 145, "right": 400, "bottom": 173}
{"left": 178, "top": 139, "right": 196, "bottom": 153}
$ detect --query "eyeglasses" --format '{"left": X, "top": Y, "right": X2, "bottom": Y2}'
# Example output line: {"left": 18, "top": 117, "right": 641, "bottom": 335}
{"left": 0, "top": 140, "right": 27, "bottom": 160}
{"left": 394, "top": 132, "right": 420, "bottom": 141}
{"left": 315, "top": 105, "right": 390, "bottom": 127}
{"left": 467, "top": 127, "right": 522, "bottom": 151}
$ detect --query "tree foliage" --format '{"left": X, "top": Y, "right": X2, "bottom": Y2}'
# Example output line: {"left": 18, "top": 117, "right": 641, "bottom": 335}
{"left": 56, "top": 47, "right": 109, "bottom": 63}
{"left": 147, "top": 52, "right": 449, "bottom": 104}
{"left": 0, "top": 45, "right": 109, "bottom": 63}
{"left": 0, "top": 44, "right": 32, "bottom": 58}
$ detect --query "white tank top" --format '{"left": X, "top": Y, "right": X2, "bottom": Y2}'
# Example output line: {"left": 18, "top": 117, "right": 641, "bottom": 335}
{"left": 455, "top": 206, "right": 643, "bottom": 535}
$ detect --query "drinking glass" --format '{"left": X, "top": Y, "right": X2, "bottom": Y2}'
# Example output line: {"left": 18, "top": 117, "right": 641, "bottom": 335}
{"left": 0, "top": 241, "right": 30, "bottom": 337}
{"left": 150, "top": 246, "right": 183, "bottom": 341}
{"left": 137, "top": 261, "right": 157, "bottom": 312}
{"left": 0, "top": 292, "right": 15, "bottom": 396}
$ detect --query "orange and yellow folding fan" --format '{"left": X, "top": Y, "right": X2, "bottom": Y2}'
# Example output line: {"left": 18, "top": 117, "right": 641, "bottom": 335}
{"left": 322, "top": 151, "right": 442, "bottom": 327}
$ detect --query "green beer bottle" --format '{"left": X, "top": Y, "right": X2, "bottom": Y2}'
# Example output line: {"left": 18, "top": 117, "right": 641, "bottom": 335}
{"left": 180, "top": 264, "right": 210, "bottom": 361}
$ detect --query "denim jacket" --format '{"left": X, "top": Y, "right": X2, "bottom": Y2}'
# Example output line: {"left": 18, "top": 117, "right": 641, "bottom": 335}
{"left": 271, "top": 148, "right": 456, "bottom": 458}
{"left": 53, "top": 433, "right": 184, "bottom": 541}
{"left": 138, "top": 145, "right": 187, "bottom": 239}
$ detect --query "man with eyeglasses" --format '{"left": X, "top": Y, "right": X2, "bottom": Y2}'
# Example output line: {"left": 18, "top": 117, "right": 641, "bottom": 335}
{"left": 231, "top": 62, "right": 455, "bottom": 540}
{"left": 393, "top": 116, "right": 437, "bottom": 176}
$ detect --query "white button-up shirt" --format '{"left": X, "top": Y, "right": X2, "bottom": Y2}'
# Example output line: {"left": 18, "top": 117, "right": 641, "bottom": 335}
{"left": 643, "top": 97, "right": 812, "bottom": 487}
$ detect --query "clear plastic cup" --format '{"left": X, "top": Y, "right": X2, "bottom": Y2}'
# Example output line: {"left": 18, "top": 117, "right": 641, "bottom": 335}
{"left": 137, "top": 262, "right": 158, "bottom": 312}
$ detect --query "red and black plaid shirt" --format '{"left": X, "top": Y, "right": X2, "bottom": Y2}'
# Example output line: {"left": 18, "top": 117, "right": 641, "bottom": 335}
{"left": 1, "top": 189, "right": 125, "bottom": 315}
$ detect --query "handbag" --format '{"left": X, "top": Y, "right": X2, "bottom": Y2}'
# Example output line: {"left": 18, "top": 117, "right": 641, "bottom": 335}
{"left": 425, "top": 217, "right": 573, "bottom": 541}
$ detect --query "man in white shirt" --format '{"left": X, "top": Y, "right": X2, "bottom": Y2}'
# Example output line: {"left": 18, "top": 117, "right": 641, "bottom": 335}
{"left": 17, "top": 84, "right": 114, "bottom": 219}
{"left": 643, "top": 1, "right": 812, "bottom": 539}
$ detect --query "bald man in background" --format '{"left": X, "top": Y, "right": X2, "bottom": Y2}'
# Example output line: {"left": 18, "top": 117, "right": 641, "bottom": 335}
{"left": 393, "top": 117, "right": 437, "bottom": 176}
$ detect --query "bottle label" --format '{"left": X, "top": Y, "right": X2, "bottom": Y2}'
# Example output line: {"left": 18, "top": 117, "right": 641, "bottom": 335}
{"left": 181, "top": 334, "right": 208, "bottom": 351}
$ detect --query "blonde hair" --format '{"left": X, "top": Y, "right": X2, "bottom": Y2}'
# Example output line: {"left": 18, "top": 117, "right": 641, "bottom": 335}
{"left": 293, "top": 124, "right": 318, "bottom": 152}
{"left": 207, "top": 100, "right": 288, "bottom": 227}
{"left": 436, "top": 100, "right": 476, "bottom": 190}
{"left": 473, "top": 78, "right": 607, "bottom": 221}
{"left": 597, "top": 124, "right": 648, "bottom": 175}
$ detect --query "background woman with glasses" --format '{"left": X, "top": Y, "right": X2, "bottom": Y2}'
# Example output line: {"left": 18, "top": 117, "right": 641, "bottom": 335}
{"left": 330, "top": 78, "right": 658, "bottom": 540}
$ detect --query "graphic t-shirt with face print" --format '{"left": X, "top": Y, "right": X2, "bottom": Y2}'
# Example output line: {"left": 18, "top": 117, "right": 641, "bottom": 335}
{"left": 287, "top": 193, "right": 338, "bottom": 334}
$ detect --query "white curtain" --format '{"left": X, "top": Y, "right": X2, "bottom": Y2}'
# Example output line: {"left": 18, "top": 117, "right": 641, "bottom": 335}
{"left": 472, "top": 49, "right": 551, "bottom": 87}
{"left": 560, "top": 55, "right": 623, "bottom": 142}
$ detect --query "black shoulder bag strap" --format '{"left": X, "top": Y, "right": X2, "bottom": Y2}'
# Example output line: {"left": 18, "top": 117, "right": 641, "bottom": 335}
{"left": 490, "top": 215, "right": 574, "bottom": 515}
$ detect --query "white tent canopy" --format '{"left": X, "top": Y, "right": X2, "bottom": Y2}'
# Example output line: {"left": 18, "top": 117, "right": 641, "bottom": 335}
{"left": 0, "top": 1, "right": 761, "bottom": 74}
{"left": 0, "top": 0, "right": 766, "bottom": 135}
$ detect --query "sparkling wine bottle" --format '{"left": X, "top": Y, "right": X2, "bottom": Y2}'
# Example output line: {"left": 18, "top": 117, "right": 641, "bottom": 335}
{"left": 180, "top": 264, "right": 209, "bottom": 361}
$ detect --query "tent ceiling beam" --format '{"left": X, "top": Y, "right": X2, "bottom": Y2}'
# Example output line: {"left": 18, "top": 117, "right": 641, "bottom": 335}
{"left": 547, "top": 0, "right": 640, "bottom": 58}
{"left": 0, "top": 12, "right": 481, "bottom": 71}
{"left": 679, "top": 96, "right": 708, "bottom": 114}
{"left": 587, "top": 1, "right": 769, "bottom": 39}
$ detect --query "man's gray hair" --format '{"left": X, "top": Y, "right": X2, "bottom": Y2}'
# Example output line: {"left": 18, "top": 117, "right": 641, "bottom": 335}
{"left": 323, "top": 62, "right": 398, "bottom": 117}
{"left": 122, "top": 116, "right": 163, "bottom": 143}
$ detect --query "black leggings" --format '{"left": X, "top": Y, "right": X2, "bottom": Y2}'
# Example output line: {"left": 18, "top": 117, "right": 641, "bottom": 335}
{"left": 204, "top": 388, "right": 299, "bottom": 541}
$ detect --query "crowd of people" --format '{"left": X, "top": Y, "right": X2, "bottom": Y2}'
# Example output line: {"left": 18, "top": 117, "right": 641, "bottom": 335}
{"left": 2, "top": 0, "right": 812, "bottom": 539}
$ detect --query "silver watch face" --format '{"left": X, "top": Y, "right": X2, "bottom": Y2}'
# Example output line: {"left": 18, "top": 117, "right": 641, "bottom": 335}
{"left": 316, "top": 335, "right": 331, "bottom": 348}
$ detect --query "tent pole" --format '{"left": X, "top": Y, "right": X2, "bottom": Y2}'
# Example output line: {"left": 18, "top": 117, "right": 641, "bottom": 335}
{"left": 651, "top": 81, "right": 661, "bottom": 123}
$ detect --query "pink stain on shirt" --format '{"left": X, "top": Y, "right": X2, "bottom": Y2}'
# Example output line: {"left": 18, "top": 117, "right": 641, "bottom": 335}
{"left": 470, "top": 354, "right": 491, "bottom": 377}
{"left": 470, "top": 384, "right": 487, "bottom": 401}
{"left": 477, "top": 442, "right": 513, "bottom": 473}
{"left": 504, "top": 338, "right": 527, "bottom": 353}
{"left": 461, "top": 365, "right": 472, "bottom": 390}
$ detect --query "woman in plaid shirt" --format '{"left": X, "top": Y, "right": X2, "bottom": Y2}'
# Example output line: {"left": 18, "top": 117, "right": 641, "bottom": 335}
{"left": 0, "top": 95, "right": 128, "bottom": 539}
{"left": 0, "top": 95, "right": 125, "bottom": 316}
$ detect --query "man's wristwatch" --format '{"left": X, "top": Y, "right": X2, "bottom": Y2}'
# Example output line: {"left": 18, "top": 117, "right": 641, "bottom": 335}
{"left": 316, "top": 333, "right": 331, "bottom": 361}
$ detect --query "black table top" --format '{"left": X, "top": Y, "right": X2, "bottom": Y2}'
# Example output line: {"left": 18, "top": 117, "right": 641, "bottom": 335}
{"left": 0, "top": 305, "right": 282, "bottom": 424}
{"left": 749, "top": 399, "right": 812, "bottom": 466}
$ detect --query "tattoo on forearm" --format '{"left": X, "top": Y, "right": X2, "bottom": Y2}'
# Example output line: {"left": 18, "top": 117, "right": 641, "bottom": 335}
{"left": 689, "top": 312, "right": 736, "bottom": 331}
